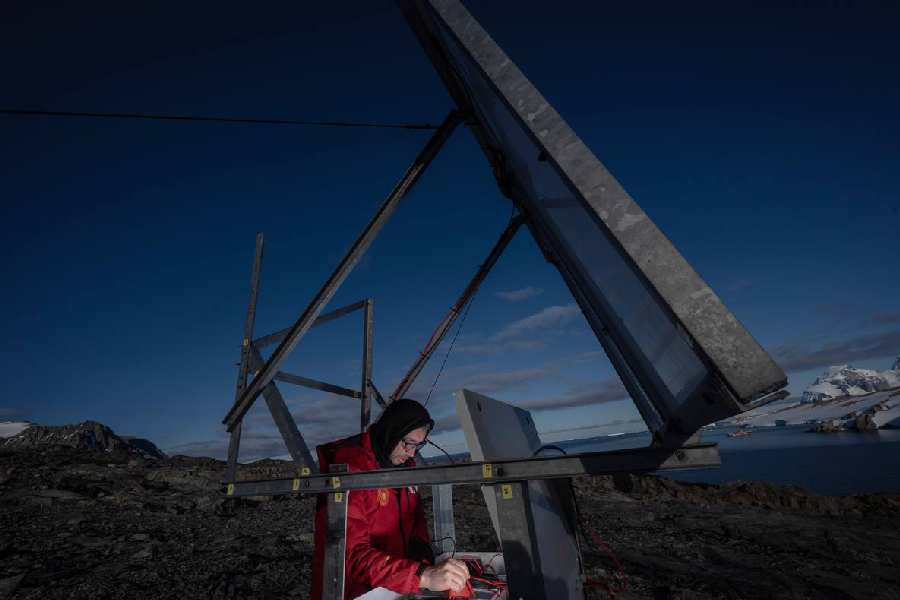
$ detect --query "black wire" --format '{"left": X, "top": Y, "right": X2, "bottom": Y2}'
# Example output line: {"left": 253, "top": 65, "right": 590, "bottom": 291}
{"left": 424, "top": 294, "right": 475, "bottom": 407}
{"left": 0, "top": 109, "right": 438, "bottom": 130}
{"left": 426, "top": 439, "right": 454, "bottom": 464}
{"left": 533, "top": 444, "right": 567, "bottom": 456}
{"left": 423, "top": 210, "right": 519, "bottom": 408}
{"left": 430, "top": 535, "right": 456, "bottom": 558}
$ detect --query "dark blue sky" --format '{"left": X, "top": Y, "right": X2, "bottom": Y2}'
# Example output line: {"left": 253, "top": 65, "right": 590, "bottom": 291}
{"left": 2, "top": 1, "right": 898, "bottom": 459}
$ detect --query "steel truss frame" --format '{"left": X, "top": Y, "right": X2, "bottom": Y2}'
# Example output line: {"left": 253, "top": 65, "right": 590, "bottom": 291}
{"left": 214, "top": 1, "right": 795, "bottom": 597}
{"left": 224, "top": 239, "right": 381, "bottom": 478}
{"left": 224, "top": 443, "right": 720, "bottom": 600}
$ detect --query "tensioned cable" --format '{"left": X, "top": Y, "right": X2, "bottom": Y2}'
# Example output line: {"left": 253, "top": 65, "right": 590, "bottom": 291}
{"left": 0, "top": 109, "right": 439, "bottom": 130}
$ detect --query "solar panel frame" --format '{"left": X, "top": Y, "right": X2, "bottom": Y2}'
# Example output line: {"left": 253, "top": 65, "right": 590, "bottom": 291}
{"left": 398, "top": 0, "right": 787, "bottom": 442}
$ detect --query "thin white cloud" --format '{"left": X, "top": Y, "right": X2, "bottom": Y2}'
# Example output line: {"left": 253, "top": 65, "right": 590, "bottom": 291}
{"left": 491, "top": 303, "right": 582, "bottom": 341}
{"left": 454, "top": 339, "right": 545, "bottom": 355}
{"left": 459, "top": 367, "right": 554, "bottom": 394}
{"left": 495, "top": 287, "right": 543, "bottom": 302}
{"left": 517, "top": 377, "right": 629, "bottom": 411}
{"left": 770, "top": 329, "right": 900, "bottom": 372}
{"left": 539, "top": 418, "right": 644, "bottom": 437}
{"left": 873, "top": 312, "right": 900, "bottom": 325}
{"left": 725, "top": 280, "right": 754, "bottom": 293}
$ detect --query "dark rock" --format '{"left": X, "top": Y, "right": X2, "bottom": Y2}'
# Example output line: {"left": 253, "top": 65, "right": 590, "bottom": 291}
{"left": 131, "top": 541, "right": 162, "bottom": 560}
{"left": 852, "top": 414, "right": 878, "bottom": 431}
{"left": 0, "top": 573, "right": 25, "bottom": 596}
{"left": 0, "top": 421, "right": 166, "bottom": 458}
{"left": 1, "top": 446, "right": 899, "bottom": 599}
{"left": 808, "top": 421, "right": 845, "bottom": 433}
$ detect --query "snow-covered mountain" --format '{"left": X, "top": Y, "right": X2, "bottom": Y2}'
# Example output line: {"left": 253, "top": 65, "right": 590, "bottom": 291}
{"left": 0, "top": 420, "right": 166, "bottom": 458}
{"left": 0, "top": 420, "right": 33, "bottom": 439}
{"left": 801, "top": 359, "right": 900, "bottom": 403}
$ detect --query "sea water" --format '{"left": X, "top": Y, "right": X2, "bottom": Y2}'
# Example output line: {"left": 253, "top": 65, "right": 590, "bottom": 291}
{"left": 556, "top": 425, "right": 900, "bottom": 496}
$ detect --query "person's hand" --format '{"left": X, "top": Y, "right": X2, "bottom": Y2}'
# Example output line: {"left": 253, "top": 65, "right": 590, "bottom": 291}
{"left": 419, "top": 558, "right": 470, "bottom": 592}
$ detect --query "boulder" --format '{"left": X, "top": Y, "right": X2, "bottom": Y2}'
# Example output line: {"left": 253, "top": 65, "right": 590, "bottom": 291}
{"left": 807, "top": 421, "right": 845, "bottom": 433}
{"left": 852, "top": 414, "right": 878, "bottom": 431}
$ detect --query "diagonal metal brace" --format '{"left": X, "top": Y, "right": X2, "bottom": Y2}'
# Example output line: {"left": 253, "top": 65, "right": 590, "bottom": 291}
{"left": 223, "top": 109, "right": 463, "bottom": 431}
{"left": 247, "top": 345, "right": 318, "bottom": 475}
{"left": 392, "top": 215, "right": 524, "bottom": 400}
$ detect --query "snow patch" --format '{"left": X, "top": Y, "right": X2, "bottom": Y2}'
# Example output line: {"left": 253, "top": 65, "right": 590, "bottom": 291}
{"left": 0, "top": 422, "right": 32, "bottom": 439}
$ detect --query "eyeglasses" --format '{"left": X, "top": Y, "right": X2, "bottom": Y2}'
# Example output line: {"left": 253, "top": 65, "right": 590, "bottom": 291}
{"left": 400, "top": 437, "right": 428, "bottom": 452}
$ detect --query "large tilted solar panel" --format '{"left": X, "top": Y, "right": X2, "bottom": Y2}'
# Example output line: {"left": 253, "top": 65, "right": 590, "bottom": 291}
{"left": 399, "top": 0, "right": 787, "bottom": 442}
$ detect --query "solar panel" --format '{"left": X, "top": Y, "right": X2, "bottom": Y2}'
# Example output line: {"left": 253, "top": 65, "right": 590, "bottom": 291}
{"left": 399, "top": 0, "right": 787, "bottom": 444}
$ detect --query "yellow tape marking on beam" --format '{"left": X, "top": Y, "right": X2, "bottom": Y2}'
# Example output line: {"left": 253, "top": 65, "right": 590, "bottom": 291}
{"left": 227, "top": 484, "right": 234, "bottom": 496}
{"left": 301, "top": 467, "right": 310, "bottom": 476}
{"left": 334, "top": 492, "right": 343, "bottom": 503}
{"left": 501, "top": 484, "right": 513, "bottom": 499}
{"left": 243, "top": 339, "right": 249, "bottom": 347}
{"left": 482, "top": 463, "right": 492, "bottom": 478}
{"left": 332, "top": 476, "right": 341, "bottom": 488}
{"left": 293, "top": 479, "right": 300, "bottom": 491}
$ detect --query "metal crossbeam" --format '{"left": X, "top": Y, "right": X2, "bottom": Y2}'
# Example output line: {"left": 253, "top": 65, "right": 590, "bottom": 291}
{"left": 273, "top": 371, "right": 361, "bottom": 399}
{"left": 252, "top": 300, "right": 366, "bottom": 349}
{"left": 221, "top": 443, "right": 720, "bottom": 497}
{"left": 223, "top": 109, "right": 464, "bottom": 432}
{"left": 360, "top": 299, "right": 374, "bottom": 431}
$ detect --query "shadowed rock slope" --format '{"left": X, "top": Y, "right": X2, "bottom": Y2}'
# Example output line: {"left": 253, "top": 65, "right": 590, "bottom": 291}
{"left": 0, "top": 446, "right": 897, "bottom": 599}
{"left": 0, "top": 421, "right": 166, "bottom": 459}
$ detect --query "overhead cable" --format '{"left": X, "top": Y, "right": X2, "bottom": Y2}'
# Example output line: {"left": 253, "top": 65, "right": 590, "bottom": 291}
{"left": 0, "top": 109, "right": 439, "bottom": 130}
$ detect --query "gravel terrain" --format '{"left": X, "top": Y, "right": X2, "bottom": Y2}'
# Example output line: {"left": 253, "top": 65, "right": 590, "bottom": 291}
{"left": 1, "top": 445, "right": 898, "bottom": 599}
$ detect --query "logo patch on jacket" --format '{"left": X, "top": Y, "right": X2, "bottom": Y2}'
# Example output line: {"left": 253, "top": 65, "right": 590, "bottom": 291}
{"left": 376, "top": 488, "right": 390, "bottom": 507}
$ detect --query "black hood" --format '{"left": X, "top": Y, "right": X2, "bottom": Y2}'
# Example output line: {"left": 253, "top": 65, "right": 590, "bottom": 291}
{"left": 369, "top": 399, "right": 433, "bottom": 468}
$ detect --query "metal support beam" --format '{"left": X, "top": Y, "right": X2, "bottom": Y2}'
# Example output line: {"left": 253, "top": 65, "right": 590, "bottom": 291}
{"left": 322, "top": 465, "right": 348, "bottom": 600}
{"left": 252, "top": 299, "right": 366, "bottom": 349}
{"left": 493, "top": 482, "right": 547, "bottom": 600}
{"left": 221, "top": 443, "right": 720, "bottom": 496}
{"left": 367, "top": 378, "right": 388, "bottom": 410}
{"left": 360, "top": 299, "right": 374, "bottom": 431}
{"left": 248, "top": 346, "right": 318, "bottom": 474}
{"left": 392, "top": 215, "right": 524, "bottom": 401}
{"left": 224, "top": 109, "right": 464, "bottom": 431}
{"left": 226, "top": 233, "right": 264, "bottom": 481}
{"left": 432, "top": 484, "right": 455, "bottom": 556}
{"left": 273, "top": 372, "right": 361, "bottom": 399}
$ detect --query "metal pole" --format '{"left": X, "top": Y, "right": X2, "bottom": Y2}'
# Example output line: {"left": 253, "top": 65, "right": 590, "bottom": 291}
{"left": 223, "top": 109, "right": 464, "bottom": 431}
{"left": 432, "top": 484, "right": 455, "bottom": 556}
{"left": 493, "top": 482, "right": 548, "bottom": 600}
{"left": 322, "top": 464, "right": 349, "bottom": 600}
{"left": 361, "top": 299, "right": 374, "bottom": 432}
{"left": 225, "top": 233, "right": 264, "bottom": 481}
{"left": 392, "top": 215, "right": 523, "bottom": 401}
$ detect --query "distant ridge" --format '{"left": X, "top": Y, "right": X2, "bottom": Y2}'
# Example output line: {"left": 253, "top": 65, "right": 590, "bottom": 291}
{"left": 801, "top": 357, "right": 900, "bottom": 404}
{"left": 0, "top": 420, "right": 166, "bottom": 459}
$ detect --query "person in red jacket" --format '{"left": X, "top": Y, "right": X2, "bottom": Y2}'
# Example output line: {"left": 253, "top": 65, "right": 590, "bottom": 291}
{"left": 310, "top": 399, "right": 470, "bottom": 600}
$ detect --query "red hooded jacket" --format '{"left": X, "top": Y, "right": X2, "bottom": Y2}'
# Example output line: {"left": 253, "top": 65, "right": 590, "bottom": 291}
{"left": 310, "top": 429, "right": 430, "bottom": 600}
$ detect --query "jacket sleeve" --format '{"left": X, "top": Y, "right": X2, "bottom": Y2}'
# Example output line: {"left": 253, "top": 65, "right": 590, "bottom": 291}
{"left": 345, "top": 488, "right": 423, "bottom": 594}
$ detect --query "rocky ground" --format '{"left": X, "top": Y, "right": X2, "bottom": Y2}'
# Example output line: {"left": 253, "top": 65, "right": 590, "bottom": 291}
{"left": 1, "top": 445, "right": 898, "bottom": 599}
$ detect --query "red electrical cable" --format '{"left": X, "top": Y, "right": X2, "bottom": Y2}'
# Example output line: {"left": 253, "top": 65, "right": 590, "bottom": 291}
{"left": 582, "top": 523, "right": 627, "bottom": 598}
